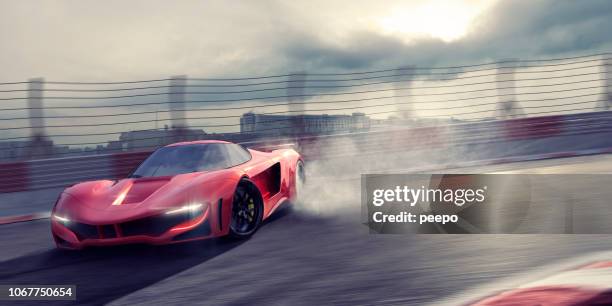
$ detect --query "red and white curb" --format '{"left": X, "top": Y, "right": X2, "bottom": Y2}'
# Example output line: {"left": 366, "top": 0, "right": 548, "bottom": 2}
{"left": 472, "top": 264, "right": 612, "bottom": 305}
{"left": 431, "top": 252, "right": 612, "bottom": 306}
{"left": 0, "top": 212, "right": 50, "bottom": 225}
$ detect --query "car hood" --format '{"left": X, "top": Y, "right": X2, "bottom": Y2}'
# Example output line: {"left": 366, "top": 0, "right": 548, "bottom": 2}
{"left": 64, "top": 172, "right": 202, "bottom": 212}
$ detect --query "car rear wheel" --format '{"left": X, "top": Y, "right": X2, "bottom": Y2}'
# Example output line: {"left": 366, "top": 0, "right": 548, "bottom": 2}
{"left": 229, "top": 179, "right": 263, "bottom": 238}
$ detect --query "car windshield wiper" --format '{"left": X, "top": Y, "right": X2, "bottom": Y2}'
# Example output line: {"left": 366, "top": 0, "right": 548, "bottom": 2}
{"left": 129, "top": 174, "right": 143, "bottom": 178}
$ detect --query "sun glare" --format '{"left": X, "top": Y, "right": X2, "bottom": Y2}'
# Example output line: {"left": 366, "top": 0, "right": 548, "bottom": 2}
{"left": 376, "top": 0, "right": 493, "bottom": 43}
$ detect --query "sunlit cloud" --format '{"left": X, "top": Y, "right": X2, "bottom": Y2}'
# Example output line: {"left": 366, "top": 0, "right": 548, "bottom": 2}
{"left": 374, "top": 0, "right": 496, "bottom": 43}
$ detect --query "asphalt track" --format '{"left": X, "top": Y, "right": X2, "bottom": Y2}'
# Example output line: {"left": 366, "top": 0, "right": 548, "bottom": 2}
{"left": 1, "top": 154, "right": 612, "bottom": 305}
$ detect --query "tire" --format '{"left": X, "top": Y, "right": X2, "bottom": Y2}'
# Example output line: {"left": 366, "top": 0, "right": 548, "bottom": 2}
{"left": 294, "top": 160, "right": 306, "bottom": 204}
{"left": 229, "top": 178, "right": 264, "bottom": 238}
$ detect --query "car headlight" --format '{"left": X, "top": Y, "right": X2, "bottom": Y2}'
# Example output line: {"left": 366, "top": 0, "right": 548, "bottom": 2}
{"left": 165, "top": 203, "right": 204, "bottom": 215}
{"left": 53, "top": 214, "right": 70, "bottom": 224}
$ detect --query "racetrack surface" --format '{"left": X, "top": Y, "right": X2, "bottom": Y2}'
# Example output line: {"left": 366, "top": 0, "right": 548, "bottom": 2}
{"left": 1, "top": 154, "right": 612, "bottom": 305}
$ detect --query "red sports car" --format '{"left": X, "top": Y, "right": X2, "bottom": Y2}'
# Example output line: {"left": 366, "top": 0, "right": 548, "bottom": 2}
{"left": 51, "top": 140, "right": 304, "bottom": 249}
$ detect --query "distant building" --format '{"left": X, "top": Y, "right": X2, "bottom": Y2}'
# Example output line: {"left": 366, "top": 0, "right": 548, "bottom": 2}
{"left": 112, "top": 127, "right": 207, "bottom": 151}
{"left": 0, "top": 138, "right": 55, "bottom": 161}
{"left": 240, "top": 112, "right": 370, "bottom": 136}
{"left": 0, "top": 141, "right": 27, "bottom": 160}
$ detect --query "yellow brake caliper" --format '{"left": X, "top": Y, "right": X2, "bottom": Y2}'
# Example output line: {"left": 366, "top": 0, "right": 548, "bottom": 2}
{"left": 248, "top": 198, "right": 255, "bottom": 222}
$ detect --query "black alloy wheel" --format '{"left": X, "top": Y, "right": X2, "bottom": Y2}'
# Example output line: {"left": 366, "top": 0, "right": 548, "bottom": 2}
{"left": 229, "top": 179, "right": 263, "bottom": 238}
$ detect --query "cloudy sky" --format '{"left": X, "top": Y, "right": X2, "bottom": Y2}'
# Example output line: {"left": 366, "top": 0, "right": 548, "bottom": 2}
{"left": 0, "top": 0, "right": 611, "bottom": 147}
{"left": 1, "top": 0, "right": 611, "bottom": 80}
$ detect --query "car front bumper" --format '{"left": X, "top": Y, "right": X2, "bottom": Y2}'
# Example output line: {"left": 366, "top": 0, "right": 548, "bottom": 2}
{"left": 51, "top": 206, "right": 211, "bottom": 249}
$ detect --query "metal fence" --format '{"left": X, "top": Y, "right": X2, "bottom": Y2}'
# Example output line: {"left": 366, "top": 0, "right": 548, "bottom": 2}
{"left": 0, "top": 52, "right": 610, "bottom": 162}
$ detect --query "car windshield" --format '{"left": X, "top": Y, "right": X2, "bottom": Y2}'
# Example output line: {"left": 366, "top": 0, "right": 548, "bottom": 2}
{"left": 130, "top": 144, "right": 230, "bottom": 178}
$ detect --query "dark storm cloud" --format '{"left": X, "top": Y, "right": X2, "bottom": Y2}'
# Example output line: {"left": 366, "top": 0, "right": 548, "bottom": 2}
{"left": 464, "top": 0, "right": 612, "bottom": 58}
{"left": 283, "top": 31, "right": 405, "bottom": 70}
{"left": 282, "top": 30, "right": 447, "bottom": 71}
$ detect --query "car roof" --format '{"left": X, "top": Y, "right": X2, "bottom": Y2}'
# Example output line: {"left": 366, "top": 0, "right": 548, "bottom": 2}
{"left": 164, "top": 140, "right": 232, "bottom": 147}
